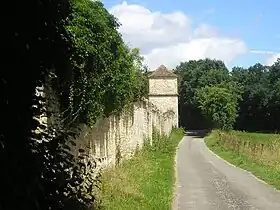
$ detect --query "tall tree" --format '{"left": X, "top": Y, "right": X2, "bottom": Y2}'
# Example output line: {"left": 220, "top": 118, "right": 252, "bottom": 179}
{"left": 231, "top": 63, "right": 271, "bottom": 131}
{"left": 176, "top": 58, "right": 230, "bottom": 129}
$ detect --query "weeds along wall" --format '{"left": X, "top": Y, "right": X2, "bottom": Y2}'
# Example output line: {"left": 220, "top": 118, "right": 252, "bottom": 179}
{"left": 73, "top": 98, "right": 176, "bottom": 169}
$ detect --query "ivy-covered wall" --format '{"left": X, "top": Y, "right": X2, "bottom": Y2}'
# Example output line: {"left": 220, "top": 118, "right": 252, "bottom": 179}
{"left": 74, "top": 98, "right": 175, "bottom": 169}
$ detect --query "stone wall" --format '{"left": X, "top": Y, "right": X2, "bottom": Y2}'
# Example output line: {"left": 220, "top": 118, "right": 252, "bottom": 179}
{"left": 34, "top": 65, "right": 179, "bottom": 170}
{"left": 149, "top": 96, "right": 178, "bottom": 127}
{"left": 148, "top": 76, "right": 178, "bottom": 127}
{"left": 73, "top": 98, "right": 175, "bottom": 169}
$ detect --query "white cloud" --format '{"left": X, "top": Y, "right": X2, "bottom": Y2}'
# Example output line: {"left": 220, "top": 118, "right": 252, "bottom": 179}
{"left": 109, "top": 1, "right": 248, "bottom": 70}
{"left": 266, "top": 53, "right": 280, "bottom": 66}
{"left": 193, "top": 24, "right": 219, "bottom": 38}
{"left": 250, "top": 50, "right": 280, "bottom": 66}
{"left": 250, "top": 50, "right": 275, "bottom": 54}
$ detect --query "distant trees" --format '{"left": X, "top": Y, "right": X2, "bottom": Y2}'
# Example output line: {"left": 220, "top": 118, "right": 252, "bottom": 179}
{"left": 231, "top": 60, "right": 280, "bottom": 131}
{"left": 177, "top": 59, "right": 231, "bottom": 129}
{"left": 177, "top": 58, "right": 280, "bottom": 132}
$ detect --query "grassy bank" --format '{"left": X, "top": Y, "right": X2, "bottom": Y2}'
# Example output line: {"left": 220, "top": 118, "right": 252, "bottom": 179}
{"left": 205, "top": 130, "right": 280, "bottom": 189}
{"left": 99, "top": 128, "right": 184, "bottom": 210}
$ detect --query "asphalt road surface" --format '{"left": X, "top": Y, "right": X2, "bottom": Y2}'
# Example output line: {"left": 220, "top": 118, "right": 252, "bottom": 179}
{"left": 174, "top": 134, "right": 280, "bottom": 210}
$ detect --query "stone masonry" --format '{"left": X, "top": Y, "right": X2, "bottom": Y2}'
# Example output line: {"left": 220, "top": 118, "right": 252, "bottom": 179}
{"left": 35, "top": 65, "right": 179, "bottom": 169}
{"left": 148, "top": 65, "right": 179, "bottom": 127}
{"left": 75, "top": 65, "right": 179, "bottom": 169}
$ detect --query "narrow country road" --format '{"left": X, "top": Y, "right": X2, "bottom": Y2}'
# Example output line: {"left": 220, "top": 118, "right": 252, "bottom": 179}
{"left": 174, "top": 134, "right": 280, "bottom": 210}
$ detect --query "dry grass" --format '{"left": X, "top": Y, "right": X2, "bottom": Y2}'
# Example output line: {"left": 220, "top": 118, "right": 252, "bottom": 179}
{"left": 205, "top": 130, "right": 280, "bottom": 189}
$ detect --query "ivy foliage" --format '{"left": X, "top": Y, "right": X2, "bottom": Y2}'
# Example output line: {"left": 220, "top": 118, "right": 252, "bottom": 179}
{"left": 62, "top": 0, "right": 147, "bottom": 126}
{"left": 1, "top": 0, "right": 148, "bottom": 209}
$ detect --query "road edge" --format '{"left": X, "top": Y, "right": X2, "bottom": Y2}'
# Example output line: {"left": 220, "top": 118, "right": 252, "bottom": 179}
{"left": 172, "top": 136, "right": 185, "bottom": 210}
{"left": 203, "top": 138, "right": 280, "bottom": 193}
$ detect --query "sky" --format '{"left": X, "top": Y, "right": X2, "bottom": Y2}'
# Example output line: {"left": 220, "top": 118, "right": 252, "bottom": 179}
{"left": 102, "top": 0, "right": 280, "bottom": 70}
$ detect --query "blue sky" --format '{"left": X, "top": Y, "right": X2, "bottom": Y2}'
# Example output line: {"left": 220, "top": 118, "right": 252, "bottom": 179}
{"left": 103, "top": 0, "right": 280, "bottom": 69}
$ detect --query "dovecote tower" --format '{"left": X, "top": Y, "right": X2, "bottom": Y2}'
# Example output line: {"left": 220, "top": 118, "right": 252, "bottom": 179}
{"left": 148, "top": 65, "right": 178, "bottom": 127}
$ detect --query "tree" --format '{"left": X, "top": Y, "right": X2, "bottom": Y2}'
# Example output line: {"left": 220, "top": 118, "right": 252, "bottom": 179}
{"left": 231, "top": 63, "right": 271, "bottom": 131}
{"left": 130, "top": 48, "right": 149, "bottom": 100}
{"left": 176, "top": 58, "right": 230, "bottom": 129}
{"left": 267, "top": 58, "right": 280, "bottom": 130}
{"left": 176, "top": 56, "right": 280, "bottom": 132}
{"left": 195, "top": 86, "right": 239, "bottom": 130}
{"left": 62, "top": 0, "right": 138, "bottom": 126}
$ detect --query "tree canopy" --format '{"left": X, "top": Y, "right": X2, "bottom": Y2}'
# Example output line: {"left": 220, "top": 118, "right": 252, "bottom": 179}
{"left": 177, "top": 59, "right": 231, "bottom": 129}
{"left": 177, "top": 58, "right": 280, "bottom": 132}
{"left": 195, "top": 86, "right": 239, "bottom": 130}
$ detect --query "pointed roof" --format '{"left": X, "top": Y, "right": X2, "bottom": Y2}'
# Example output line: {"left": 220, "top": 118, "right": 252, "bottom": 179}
{"left": 148, "top": 65, "right": 178, "bottom": 78}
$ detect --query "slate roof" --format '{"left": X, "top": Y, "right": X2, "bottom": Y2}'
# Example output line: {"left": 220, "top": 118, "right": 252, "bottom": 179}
{"left": 148, "top": 65, "right": 178, "bottom": 78}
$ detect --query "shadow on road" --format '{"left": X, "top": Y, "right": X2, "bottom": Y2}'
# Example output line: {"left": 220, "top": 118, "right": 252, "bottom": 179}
{"left": 185, "top": 130, "right": 211, "bottom": 138}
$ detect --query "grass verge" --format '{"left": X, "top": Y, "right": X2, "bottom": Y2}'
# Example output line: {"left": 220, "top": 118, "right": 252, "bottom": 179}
{"left": 205, "top": 130, "right": 280, "bottom": 190}
{"left": 99, "top": 128, "right": 184, "bottom": 210}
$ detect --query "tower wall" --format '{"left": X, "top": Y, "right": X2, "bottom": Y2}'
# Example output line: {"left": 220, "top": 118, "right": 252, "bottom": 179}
{"left": 149, "top": 78, "right": 178, "bottom": 95}
{"left": 148, "top": 77, "right": 178, "bottom": 127}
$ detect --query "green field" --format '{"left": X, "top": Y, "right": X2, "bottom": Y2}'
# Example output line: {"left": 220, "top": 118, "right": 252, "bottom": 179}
{"left": 99, "top": 128, "right": 184, "bottom": 210}
{"left": 205, "top": 130, "right": 280, "bottom": 189}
